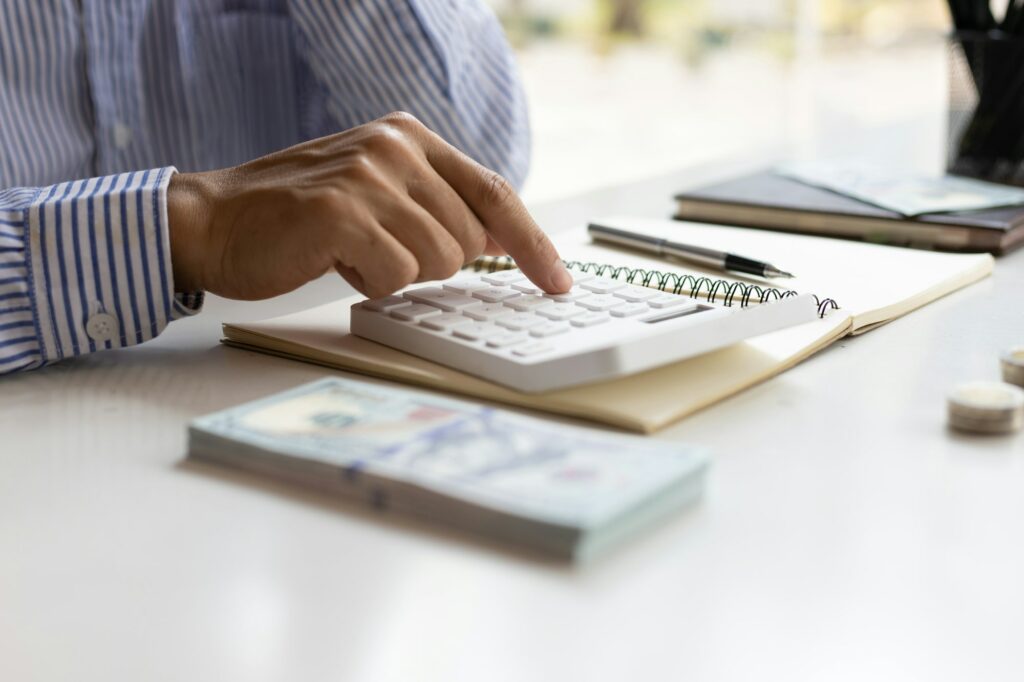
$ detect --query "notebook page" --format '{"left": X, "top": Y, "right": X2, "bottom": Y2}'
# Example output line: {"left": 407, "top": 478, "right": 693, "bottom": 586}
{"left": 569, "top": 217, "right": 994, "bottom": 331}
{"left": 223, "top": 295, "right": 850, "bottom": 433}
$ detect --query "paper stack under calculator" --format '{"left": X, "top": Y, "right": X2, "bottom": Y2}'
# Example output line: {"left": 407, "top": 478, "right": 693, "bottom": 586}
{"left": 188, "top": 378, "right": 708, "bottom": 561}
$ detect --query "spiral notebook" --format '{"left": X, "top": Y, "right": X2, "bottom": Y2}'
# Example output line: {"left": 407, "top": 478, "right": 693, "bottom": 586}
{"left": 222, "top": 217, "right": 993, "bottom": 433}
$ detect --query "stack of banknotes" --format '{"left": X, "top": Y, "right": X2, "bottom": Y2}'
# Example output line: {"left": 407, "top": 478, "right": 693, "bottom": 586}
{"left": 188, "top": 378, "right": 708, "bottom": 561}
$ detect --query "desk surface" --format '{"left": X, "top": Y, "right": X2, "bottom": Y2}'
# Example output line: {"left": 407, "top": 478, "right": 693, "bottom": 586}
{"left": 3, "top": 159, "right": 1024, "bottom": 682}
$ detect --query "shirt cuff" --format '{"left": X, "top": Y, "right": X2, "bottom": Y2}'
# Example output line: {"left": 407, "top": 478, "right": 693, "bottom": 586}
{"left": 20, "top": 167, "right": 201, "bottom": 361}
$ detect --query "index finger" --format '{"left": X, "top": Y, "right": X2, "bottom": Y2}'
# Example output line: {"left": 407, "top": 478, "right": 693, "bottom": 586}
{"left": 422, "top": 134, "right": 573, "bottom": 293}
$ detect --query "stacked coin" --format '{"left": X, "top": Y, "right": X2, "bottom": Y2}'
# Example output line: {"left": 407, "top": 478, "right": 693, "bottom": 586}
{"left": 948, "top": 381, "right": 1024, "bottom": 434}
{"left": 1001, "top": 347, "right": 1024, "bottom": 389}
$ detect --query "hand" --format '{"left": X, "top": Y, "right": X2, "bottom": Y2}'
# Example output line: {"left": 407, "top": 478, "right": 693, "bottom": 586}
{"left": 167, "top": 112, "right": 572, "bottom": 300}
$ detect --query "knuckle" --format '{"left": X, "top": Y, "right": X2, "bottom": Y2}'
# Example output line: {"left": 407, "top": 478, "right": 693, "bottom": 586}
{"left": 464, "top": 228, "right": 488, "bottom": 261}
{"left": 418, "top": 241, "right": 463, "bottom": 281}
{"left": 439, "top": 243, "right": 464, "bottom": 278}
{"left": 378, "top": 248, "right": 417, "bottom": 288}
{"left": 362, "top": 126, "right": 412, "bottom": 163}
{"left": 357, "top": 223, "right": 380, "bottom": 252}
{"left": 343, "top": 153, "right": 381, "bottom": 183}
{"left": 305, "top": 186, "right": 343, "bottom": 216}
{"left": 381, "top": 111, "right": 423, "bottom": 131}
{"left": 366, "top": 261, "right": 414, "bottom": 299}
{"left": 391, "top": 254, "right": 420, "bottom": 288}
{"left": 478, "top": 171, "right": 515, "bottom": 208}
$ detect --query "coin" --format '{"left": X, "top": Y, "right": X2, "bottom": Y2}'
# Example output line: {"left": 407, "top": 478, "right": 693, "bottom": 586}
{"left": 947, "top": 381, "right": 1024, "bottom": 435}
{"left": 1000, "top": 347, "right": 1024, "bottom": 389}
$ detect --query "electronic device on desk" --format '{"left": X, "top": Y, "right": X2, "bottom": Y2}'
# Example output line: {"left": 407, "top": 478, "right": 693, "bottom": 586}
{"left": 349, "top": 269, "right": 819, "bottom": 393}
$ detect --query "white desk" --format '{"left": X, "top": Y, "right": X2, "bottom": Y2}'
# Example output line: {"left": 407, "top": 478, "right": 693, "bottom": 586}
{"left": 3, "top": 161, "right": 1024, "bottom": 682}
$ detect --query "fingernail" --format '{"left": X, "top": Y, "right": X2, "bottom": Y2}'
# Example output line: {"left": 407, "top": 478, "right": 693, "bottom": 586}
{"left": 551, "top": 258, "right": 573, "bottom": 292}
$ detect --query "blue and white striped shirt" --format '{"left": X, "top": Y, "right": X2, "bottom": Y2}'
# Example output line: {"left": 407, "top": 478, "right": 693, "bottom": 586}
{"left": 0, "top": 0, "right": 529, "bottom": 374}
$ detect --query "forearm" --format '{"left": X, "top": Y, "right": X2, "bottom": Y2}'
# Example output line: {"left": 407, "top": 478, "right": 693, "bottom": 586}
{"left": 289, "top": 0, "right": 531, "bottom": 186}
{"left": 0, "top": 169, "right": 202, "bottom": 376}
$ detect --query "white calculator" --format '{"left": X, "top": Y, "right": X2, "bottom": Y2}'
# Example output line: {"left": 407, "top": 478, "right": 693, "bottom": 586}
{"left": 350, "top": 269, "right": 818, "bottom": 393}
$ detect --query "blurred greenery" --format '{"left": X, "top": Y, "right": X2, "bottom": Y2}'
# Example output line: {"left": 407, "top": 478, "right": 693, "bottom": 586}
{"left": 494, "top": 0, "right": 949, "bottom": 62}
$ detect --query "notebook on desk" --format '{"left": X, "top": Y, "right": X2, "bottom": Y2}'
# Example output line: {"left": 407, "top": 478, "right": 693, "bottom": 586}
{"left": 222, "top": 217, "right": 993, "bottom": 433}
{"left": 673, "top": 171, "right": 1024, "bottom": 254}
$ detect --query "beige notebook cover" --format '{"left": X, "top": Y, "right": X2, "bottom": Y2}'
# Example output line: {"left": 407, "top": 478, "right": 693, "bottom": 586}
{"left": 223, "top": 217, "right": 993, "bottom": 433}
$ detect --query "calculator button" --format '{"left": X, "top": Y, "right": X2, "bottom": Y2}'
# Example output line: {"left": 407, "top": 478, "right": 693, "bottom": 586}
{"left": 472, "top": 287, "right": 520, "bottom": 303}
{"left": 462, "top": 302, "right": 512, "bottom": 321}
{"left": 481, "top": 270, "right": 526, "bottom": 285}
{"left": 529, "top": 322, "right": 570, "bottom": 338}
{"left": 496, "top": 313, "right": 545, "bottom": 331}
{"left": 420, "top": 313, "right": 472, "bottom": 331}
{"left": 391, "top": 303, "right": 443, "bottom": 321}
{"left": 363, "top": 295, "right": 411, "bottom": 312}
{"left": 571, "top": 312, "right": 610, "bottom": 327}
{"left": 580, "top": 278, "right": 625, "bottom": 294}
{"left": 567, "top": 270, "right": 594, "bottom": 283}
{"left": 504, "top": 295, "right": 551, "bottom": 311}
{"left": 648, "top": 294, "right": 698, "bottom": 309}
{"left": 403, "top": 287, "right": 477, "bottom": 311}
{"left": 613, "top": 285, "right": 658, "bottom": 302}
{"left": 513, "top": 342, "right": 555, "bottom": 357}
{"left": 486, "top": 332, "right": 529, "bottom": 348}
{"left": 452, "top": 323, "right": 503, "bottom": 341}
{"left": 511, "top": 281, "right": 544, "bottom": 294}
{"left": 610, "top": 303, "right": 649, "bottom": 317}
{"left": 536, "top": 303, "right": 585, "bottom": 321}
{"left": 443, "top": 278, "right": 490, "bottom": 295}
{"left": 544, "top": 287, "right": 588, "bottom": 303}
{"left": 577, "top": 294, "right": 623, "bottom": 311}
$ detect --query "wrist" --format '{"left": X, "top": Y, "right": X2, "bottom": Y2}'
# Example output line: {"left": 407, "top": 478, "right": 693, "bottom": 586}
{"left": 167, "top": 171, "right": 213, "bottom": 293}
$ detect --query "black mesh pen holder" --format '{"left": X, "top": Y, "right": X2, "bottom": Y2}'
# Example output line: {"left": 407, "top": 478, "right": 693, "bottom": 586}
{"left": 947, "top": 31, "right": 1024, "bottom": 187}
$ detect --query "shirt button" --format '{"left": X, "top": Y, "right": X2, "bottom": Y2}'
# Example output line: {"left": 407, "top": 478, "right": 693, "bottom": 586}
{"left": 113, "top": 122, "right": 132, "bottom": 149}
{"left": 86, "top": 313, "right": 119, "bottom": 342}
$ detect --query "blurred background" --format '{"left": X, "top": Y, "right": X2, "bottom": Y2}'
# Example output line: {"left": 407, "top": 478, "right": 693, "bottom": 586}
{"left": 491, "top": 0, "right": 952, "bottom": 202}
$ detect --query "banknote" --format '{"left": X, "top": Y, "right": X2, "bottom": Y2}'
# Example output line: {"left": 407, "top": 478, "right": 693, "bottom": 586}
{"left": 777, "top": 160, "right": 1024, "bottom": 217}
{"left": 188, "top": 378, "right": 708, "bottom": 559}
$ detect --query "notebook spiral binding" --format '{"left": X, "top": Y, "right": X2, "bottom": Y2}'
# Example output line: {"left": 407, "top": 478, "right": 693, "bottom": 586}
{"left": 469, "top": 256, "right": 840, "bottom": 318}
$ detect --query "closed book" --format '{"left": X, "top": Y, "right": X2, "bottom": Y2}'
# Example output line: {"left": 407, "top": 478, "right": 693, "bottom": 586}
{"left": 673, "top": 171, "right": 1024, "bottom": 254}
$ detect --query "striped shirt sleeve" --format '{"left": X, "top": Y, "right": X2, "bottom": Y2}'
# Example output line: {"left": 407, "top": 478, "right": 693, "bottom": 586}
{"left": 0, "top": 168, "right": 202, "bottom": 375}
{"left": 288, "top": 0, "right": 531, "bottom": 188}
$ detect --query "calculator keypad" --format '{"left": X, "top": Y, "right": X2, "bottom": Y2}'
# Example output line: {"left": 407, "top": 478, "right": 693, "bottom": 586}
{"left": 390, "top": 303, "right": 442, "bottom": 321}
{"left": 403, "top": 287, "right": 477, "bottom": 311}
{"left": 543, "top": 287, "right": 589, "bottom": 303}
{"left": 462, "top": 302, "right": 511, "bottom": 321}
{"left": 504, "top": 295, "right": 551, "bottom": 311}
{"left": 511, "top": 281, "right": 544, "bottom": 294}
{"left": 363, "top": 295, "right": 410, "bottom": 312}
{"left": 453, "top": 322, "right": 504, "bottom": 341}
{"left": 420, "top": 313, "right": 471, "bottom": 331}
{"left": 472, "top": 287, "right": 520, "bottom": 303}
{"left": 579, "top": 279, "right": 625, "bottom": 294}
{"left": 362, "top": 272, "right": 706, "bottom": 359}
{"left": 610, "top": 303, "right": 649, "bottom": 318}
{"left": 442, "top": 279, "right": 491, "bottom": 295}
{"left": 576, "top": 294, "right": 623, "bottom": 311}
{"left": 352, "top": 269, "right": 818, "bottom": 393}
{"left": 496, "top": 313, "right": 546, "bottom": 331}
{"left": 571, "top": 312, "right": 610, "bottom": 327}
{"left": 536, "top": 303, "right": 586, "bottom": 321}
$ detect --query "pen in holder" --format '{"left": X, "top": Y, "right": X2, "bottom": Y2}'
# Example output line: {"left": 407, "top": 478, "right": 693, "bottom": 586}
{"left": 947, "top": 30, "right": 1024, "bottom": 187}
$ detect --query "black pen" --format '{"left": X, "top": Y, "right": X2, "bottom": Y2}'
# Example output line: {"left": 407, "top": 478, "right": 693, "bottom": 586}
{"left": 587, "top": 223, "right": 795, "bottom": 279}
